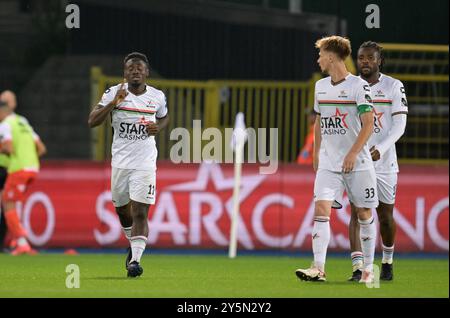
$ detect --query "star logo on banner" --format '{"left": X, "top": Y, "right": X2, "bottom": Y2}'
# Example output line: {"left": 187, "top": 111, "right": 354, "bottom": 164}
{"left": 166, "top": 161, "right": 267, "bottom": 249}
{"left": 332, "top": 108, "right": 349, "bottom": 129}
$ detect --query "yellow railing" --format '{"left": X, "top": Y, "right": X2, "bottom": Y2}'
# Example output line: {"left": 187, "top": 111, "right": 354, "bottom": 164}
{"left": 377, "top": 43, "right": 449, "bottom": 163}
{"left": 379, "top": 43, "right": 449, "bottom": 53}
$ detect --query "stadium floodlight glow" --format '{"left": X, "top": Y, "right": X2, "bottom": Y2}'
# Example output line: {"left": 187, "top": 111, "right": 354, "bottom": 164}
{"left": 228, "top": 113, "right": 248, "bottom": 259}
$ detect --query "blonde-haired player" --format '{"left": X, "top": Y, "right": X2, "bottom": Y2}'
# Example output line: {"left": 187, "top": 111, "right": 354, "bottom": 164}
{"left": 295, "top": 36, "right": 378, "bottom": 283}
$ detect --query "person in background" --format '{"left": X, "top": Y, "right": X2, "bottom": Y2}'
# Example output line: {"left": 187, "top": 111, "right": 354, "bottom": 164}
{"left": 0, "top": 90, "right": 46, "bottom": 255}
{"left": 0, "top": 100, "right": 10, "bottom": 251}
{"left": 297, "top": 109, "right": 316, "bottom": 165}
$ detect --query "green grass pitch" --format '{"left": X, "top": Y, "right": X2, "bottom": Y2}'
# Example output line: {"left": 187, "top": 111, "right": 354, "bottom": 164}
{"left": 0, "top": 253, "right": 447, "bottom": 298}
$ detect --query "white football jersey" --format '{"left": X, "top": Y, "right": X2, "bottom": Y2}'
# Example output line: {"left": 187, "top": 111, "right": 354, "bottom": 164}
{"left": 362, "top": 73, "right": 408, "bottom": 173}
{"left": 314, "top": 74, "right": 374, "bottom": 172}
{"left": 99, "top": 83, "right": 168, "bottom": 171}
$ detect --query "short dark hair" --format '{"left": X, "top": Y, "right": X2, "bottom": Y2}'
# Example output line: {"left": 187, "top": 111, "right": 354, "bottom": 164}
{"left": 359, "top": 41, "right": 384, "bottom": 70}
{"left": 124, "top": 52, "right": 149, "bottom": 67}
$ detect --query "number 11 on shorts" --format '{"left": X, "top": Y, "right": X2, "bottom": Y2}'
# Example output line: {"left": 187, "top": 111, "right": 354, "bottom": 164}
{"left": 148, "top": 184, "right": 155, "bottom": 195}
{"left": 147, "top": 184, "right": 155, "bottom": 200}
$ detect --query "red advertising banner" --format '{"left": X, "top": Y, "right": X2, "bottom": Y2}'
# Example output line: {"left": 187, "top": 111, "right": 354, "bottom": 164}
{"left": 17, "top": 161, "right": 448, "bottom": 253}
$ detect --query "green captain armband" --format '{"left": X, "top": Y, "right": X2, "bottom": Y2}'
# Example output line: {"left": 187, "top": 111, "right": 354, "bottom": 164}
{"left": 357, "top": 104, "right": 373, "bottom": 115}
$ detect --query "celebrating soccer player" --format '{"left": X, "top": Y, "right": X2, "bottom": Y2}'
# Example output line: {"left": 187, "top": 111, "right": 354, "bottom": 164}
{"left": 346, "top": 42, "right": 408, "bottom": 282}
{"left": 295, "top": 36, "right": 378, "bottom": 283}
{"left": 88, "top": 52, "right": 169, "bottom": 277}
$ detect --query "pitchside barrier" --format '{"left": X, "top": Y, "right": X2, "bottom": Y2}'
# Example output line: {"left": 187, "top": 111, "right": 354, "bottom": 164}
{"left": 18, "top": 161, "right": 449, "bottom": 253}
{"left": 90, "top": 43, "right": 448, "bottom": 164}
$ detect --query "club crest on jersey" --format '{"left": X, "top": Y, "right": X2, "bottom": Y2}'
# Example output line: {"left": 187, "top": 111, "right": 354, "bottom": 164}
{"left": 375, "top": 90, "right": 385, "bottom": 97}
{"left": 321, "top": 108, "right": 348, "bottom": 135}
{"left": 338, "top": 90, "right": 348, "bottom": 98}
{"left": 146, "top": 100, "right": 158, "bottom": 108}
{"left": 373, "top": 109, "right": 384, "bottom": 133}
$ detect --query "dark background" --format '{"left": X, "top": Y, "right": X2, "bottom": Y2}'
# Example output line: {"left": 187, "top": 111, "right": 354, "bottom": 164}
{"left": 0, "top": 0, "right": 447, "bottom": 159}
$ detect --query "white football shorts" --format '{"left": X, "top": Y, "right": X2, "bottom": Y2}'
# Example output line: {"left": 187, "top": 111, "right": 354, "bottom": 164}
{"left": 111, "top": 167, "right": 156, "bottom": 207}
{"left": 314, "top": 168, "right": 379, "bottom": 209}
{"left": 375, "top": 173, "right": 398, "bottom": 205}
